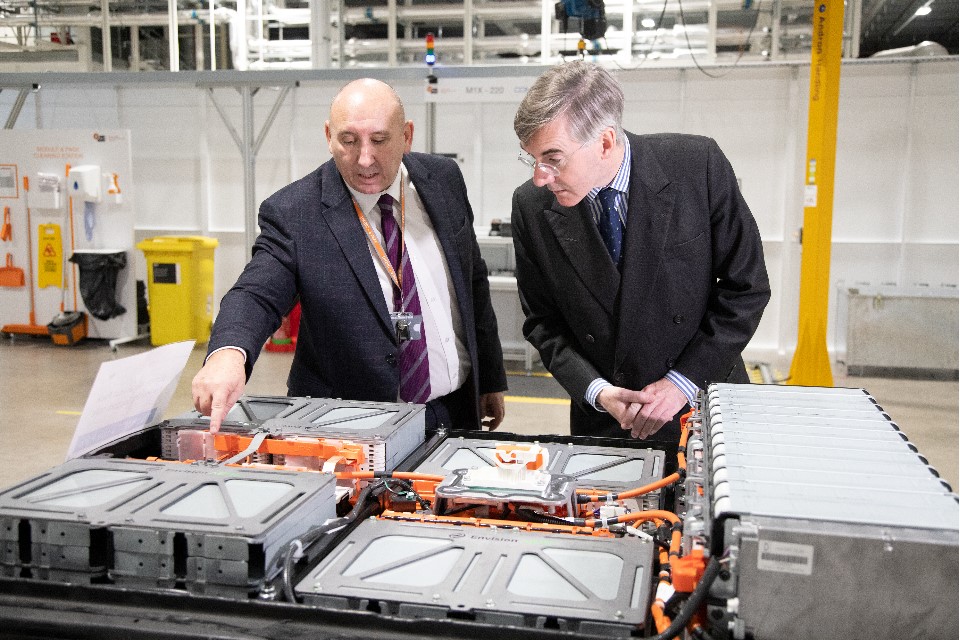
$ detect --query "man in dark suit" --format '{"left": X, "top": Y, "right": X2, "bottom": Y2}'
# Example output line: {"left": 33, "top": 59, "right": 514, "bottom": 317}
{"left": 193, "top": 78, "right": 507, "bottom": 433}
{"left": 510, "top": 61, "right": 769, "bottom": 453}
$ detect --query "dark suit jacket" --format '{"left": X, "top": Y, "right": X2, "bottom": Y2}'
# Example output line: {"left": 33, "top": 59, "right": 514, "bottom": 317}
{"left": 208, "top": 152, "right": 507, "bottom": 428}
{"left": 511, "top": 133, "right": 770, "bottom": 445}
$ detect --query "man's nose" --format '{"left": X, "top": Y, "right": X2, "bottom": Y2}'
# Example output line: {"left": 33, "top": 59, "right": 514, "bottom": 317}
{"left": 358, "top": 142, "right": 375, "bottom": 166}
{"left": 532, "top": 171, "right": 553, "bottom": 188}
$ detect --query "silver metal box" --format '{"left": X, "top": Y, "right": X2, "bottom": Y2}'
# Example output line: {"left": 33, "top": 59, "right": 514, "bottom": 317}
{"left": 701, "top": 383, "right": 959, "bottom": 640}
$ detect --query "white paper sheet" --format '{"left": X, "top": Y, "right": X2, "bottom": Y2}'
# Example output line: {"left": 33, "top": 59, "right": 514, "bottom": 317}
{"left": 66, "top": 340, "right": 195, "bottom": 459}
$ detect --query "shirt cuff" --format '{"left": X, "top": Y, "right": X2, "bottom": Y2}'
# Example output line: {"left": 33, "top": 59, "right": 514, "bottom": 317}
{"left": 205, "top": 346, "right": 248, "bottom": 365}
{"left": 664, "top": 369, "right": 699, "bottom": 406}
{"left": 585, "top": 377, "right": 612, "bottom": 412}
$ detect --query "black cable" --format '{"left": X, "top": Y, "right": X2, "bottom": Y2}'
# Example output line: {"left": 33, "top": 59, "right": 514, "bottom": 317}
{"left": 677, "top": 0, "right": 764, "bottom": 78}
{"left": 515, "top": 507, "right": 580, "bottom": 526}
{"left": 280, "top": 480, "right": 385, "bottom": 603}
{"left": 649, "top": 555, "right": 722, "bottom": 640}
{"left": 607, "top": 0, "right": 670, "bottom": 70}
{"left": 383, "top": 478, "right": 432, "bottom": 511}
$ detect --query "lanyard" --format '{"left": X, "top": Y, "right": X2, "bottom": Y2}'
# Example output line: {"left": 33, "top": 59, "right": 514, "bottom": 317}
{"left": 353, "top": 185, "right": 406, "bottom": 294}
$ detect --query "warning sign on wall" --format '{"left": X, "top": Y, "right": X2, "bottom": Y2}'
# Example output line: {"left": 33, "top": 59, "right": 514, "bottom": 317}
{"left": 38, "top": 223, "right": 63, "bottom": 288}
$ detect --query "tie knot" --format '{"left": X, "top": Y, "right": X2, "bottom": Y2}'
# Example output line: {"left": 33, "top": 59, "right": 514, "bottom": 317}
{"left": 378, "top": 193, "right": 394, "bottom": 213}
{"left": 599, "top": 187, "right": 619, "bottom": 205}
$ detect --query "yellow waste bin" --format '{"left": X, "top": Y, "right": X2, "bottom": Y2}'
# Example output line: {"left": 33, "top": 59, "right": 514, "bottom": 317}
{"left": 136, "top": 236, "right": 218, "bottom": 346}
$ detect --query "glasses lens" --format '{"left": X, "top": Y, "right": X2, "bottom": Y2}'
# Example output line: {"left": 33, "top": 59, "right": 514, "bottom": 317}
{"left": 517, "top": 152, "right": 536, "bottom": 169}
{"left": 518, "top": 152, "right": 560, "bottom": 177}
{"left": 535, "top": 162, "right": 560, "bottom": 177}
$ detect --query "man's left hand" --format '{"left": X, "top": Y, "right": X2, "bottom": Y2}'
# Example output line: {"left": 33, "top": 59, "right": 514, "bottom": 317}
{"left": 480, "top": 392, "right": 505, "bottom": 430}
{"left": 624, "top": 378, "right": 688, "bottom": 440}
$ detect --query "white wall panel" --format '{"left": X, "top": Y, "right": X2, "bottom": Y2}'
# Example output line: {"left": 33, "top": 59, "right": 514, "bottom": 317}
{"left": 905, "top": 65, "right": 959, "bottom": 244}
{"left": 833, "top": 66, "right": 911, "bottom": 243}
{"left": 1, "top": 58, "right": 955, "bottom": 362}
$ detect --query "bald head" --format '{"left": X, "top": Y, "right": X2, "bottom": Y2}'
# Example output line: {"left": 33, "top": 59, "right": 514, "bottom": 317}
{"left": 325, "top": 78, "right": 413, "bottom": 195}
{"left": 331, "top": 79, "right": 406, "bottom": 126}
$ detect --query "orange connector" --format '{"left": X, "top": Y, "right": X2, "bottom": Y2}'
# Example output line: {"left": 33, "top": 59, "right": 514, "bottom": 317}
{"left": 671, "top": 547, "right": 708, "bottom": 593}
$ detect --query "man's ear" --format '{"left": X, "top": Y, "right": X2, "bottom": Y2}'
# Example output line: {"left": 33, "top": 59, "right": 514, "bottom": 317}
{"left": 403, "top": 120, "right": 414, "bottom": 152}
{"left": 598, "top": 127, "right": 617, "bottom": 159}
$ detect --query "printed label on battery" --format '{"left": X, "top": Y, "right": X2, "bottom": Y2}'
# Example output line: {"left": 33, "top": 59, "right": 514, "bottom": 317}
{"left": 757, "top": 540, "right": 813, "bottom": 575}
{"left": 153, "top": 262, "right": 179, "bottom": 284}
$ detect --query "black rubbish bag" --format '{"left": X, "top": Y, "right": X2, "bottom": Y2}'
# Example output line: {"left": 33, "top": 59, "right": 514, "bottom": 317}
{"left": 69, "top": 251, "right": 127, "bottom": 321}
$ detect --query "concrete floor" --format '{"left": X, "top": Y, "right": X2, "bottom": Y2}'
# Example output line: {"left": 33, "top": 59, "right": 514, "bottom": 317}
{"left": 0, "top": 336, "right": 957, "bottom": 492}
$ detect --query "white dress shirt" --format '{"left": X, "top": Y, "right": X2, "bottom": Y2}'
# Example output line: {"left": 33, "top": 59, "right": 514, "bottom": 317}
{"left": 347, "top": 163, "right": 470, "bottom": 402}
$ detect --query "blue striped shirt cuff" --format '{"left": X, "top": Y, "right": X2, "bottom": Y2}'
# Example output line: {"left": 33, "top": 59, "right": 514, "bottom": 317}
{"left": 665, "top": 369, "right": 699, "bottom": 406}
{"left": 585, "top": 378, "right": 612, "bottom": 411}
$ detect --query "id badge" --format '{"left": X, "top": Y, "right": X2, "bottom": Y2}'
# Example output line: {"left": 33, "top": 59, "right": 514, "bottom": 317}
{"left": 390, "top": 311, "right": 423, "bottom": 343}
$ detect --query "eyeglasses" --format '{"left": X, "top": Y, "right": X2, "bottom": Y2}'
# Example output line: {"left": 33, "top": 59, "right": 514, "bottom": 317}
{"left": 517, "top": 139, "right": 591, "bottom": 177}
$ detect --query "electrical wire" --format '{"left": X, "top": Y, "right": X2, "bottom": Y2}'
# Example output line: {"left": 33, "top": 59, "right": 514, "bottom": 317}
{"left": 383, "top": 477, "right": 432, "bottom": 510}
{"left": 605, "top": 0, "right": 671, "bottom": 70}
{"left": 280, "top": 480, "right": 385, "bottom": 603}
{"left": 677, "top": 0, "right": 764, "bottom": 78}
{"left": 647, "top": 556, "right": 722, "bottom": 640}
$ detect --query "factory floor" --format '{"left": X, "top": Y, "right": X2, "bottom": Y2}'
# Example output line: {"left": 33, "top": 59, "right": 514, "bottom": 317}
{"left": 0, "top": 336, "right": 957, "bottom": 492}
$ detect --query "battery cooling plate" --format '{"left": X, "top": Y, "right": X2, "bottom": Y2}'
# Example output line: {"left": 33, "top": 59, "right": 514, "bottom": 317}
{"left": 0, "top": 457, "right": 335, "bottom": 595}
{"left": 295, "top": 517, "right": 654, "bottom": 636}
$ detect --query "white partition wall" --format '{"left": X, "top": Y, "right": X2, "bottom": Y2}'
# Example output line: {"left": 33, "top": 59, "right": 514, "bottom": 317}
{"left": 1, "top": 58, "right": 956, "bottom": 361}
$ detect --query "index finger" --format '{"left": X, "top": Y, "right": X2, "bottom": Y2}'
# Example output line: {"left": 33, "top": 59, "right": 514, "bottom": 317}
{"left": 208, "top": 391, "right": 235, "bottom": 434}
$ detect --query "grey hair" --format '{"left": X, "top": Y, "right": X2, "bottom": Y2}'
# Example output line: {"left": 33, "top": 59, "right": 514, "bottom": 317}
{"left": 514, "top": 61, "right": 625, "bottom": 146}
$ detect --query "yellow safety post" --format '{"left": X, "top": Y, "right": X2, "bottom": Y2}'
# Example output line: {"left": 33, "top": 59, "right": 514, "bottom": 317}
{"left": 788, "top": 0, "right": 845, "bottom": 387}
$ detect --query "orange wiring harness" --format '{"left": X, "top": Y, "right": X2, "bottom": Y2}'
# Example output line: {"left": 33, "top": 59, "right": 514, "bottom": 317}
{"left": 180, "top": 410, "right": 706, "bottom": 634}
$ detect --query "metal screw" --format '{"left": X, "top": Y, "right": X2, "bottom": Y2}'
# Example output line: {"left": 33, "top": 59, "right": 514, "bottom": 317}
{"left": 258, "top": 585, "right": 277, "bottom": 600}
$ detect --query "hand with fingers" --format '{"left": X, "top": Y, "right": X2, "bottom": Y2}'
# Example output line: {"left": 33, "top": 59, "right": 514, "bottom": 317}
{"left": 480, "top": 391, "right": 505, "bottom": 430}
{"left": 191, "top": 348, "right": 246, "bottom": 433}
{"left": 598, "top": 379, "right": 688, "bottom": 440}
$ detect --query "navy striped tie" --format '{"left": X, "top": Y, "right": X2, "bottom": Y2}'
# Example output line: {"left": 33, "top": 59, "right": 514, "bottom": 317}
{"left": 597, "top": 187, "right": 623, "bottom": 267}
{"left": 379, "top": 194, "right": 431, "bottom": 404}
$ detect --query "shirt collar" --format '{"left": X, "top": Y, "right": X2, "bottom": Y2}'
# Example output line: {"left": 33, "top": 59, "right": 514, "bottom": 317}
{"left": 587, "top": 136, "right": 631, "bottom": 203}
{"left": 346, "top": 162, "right": 405, "bottom": 215}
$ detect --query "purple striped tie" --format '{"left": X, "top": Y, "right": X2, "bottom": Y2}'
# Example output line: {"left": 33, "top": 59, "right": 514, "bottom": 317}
{"left": 379, "top": 194, "right": 431, "bottom": 404}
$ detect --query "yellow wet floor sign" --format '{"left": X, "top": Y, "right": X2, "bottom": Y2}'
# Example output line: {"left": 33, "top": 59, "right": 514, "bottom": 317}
{"left": 38, "top": 223, "right": 63, "bottom": 288}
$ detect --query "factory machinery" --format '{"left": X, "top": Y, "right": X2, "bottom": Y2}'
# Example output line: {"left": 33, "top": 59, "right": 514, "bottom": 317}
{"left": 0, "top": 383, "right": 956, "bottom": 639}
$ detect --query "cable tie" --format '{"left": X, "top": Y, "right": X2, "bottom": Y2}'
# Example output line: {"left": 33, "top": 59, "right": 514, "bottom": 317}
{"left": 290, "top": 539, "right": 304, "bottom": 561}
{"left": 600, "top": 516, "right": 610, "bottom": 529}
{"left": 625, "top": 525, "right": 654, "bottom": 541}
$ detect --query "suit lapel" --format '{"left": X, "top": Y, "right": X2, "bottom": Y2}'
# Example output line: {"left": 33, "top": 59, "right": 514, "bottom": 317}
{"left": 615, "top": 135, "right": 674, "bottom": 367}
{"left": 405, "top": 155, "right": 470, "bottom": 322}
{"left": 319, "top": 164, "right": 395, "bottom": 336}
{"left": 545, "top": 201, "right": 620, "bottom": 317}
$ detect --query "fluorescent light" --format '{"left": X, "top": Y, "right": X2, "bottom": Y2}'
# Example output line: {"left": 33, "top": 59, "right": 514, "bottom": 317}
{"left": 641, "top": 18, "right": 656, "bottom": 28}
{"left": 915, "top": 3, "right": 933, "bottom": 15}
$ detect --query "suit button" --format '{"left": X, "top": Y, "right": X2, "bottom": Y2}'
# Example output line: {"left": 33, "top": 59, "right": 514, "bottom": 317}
{"left": 585, "top": 334, "right": 595, "bottom": 344}
{"left": 386, "top": 354, "right": 397, "bottom": 366}
{"left": 673, "top": 314, "right": 684, "bottom": 324}
{"left": 666, "top": 359, "right": 675, "bottom": 368}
